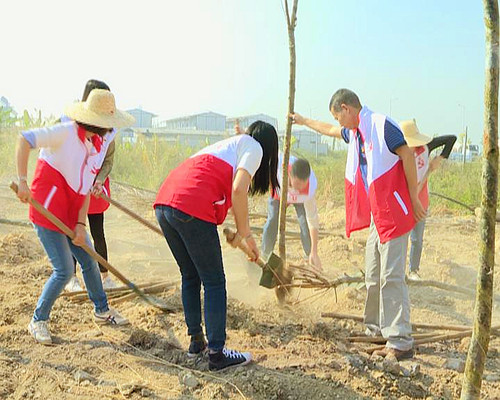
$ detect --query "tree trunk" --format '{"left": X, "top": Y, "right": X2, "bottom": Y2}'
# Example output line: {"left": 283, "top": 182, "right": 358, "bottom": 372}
{"left": 278, "top": 0, "right": 299, "bottom": 264}
{"left": 275, "top": 0, "right": 299, "bottom": 303}
{"left": 460, "top": 1, "right": 499, "bottom": 398}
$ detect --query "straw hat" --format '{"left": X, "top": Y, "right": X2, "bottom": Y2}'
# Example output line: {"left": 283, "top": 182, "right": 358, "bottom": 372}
{"left": 399, "top": 119, "right": 432, "bottom": 147}
{"left": 64, "top": 89, "right": 135, "bottom": 129}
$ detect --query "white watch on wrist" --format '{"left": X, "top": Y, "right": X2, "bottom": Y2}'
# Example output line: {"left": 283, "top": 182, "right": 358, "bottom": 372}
{"left": 18, "top": 176, "right": 27, "bottom": 183}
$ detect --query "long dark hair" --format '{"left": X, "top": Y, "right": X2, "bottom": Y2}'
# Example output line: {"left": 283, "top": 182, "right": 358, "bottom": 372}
{"left": 247, "top": 121, "right": 279, "bottom": 196}
{"left": 77, "top": 79, "right": 112, "bottom": 136}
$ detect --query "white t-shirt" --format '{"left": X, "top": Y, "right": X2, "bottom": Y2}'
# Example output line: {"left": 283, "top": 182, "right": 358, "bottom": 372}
{"left": 193, "top": 134, "right": 263, "bottom": 178}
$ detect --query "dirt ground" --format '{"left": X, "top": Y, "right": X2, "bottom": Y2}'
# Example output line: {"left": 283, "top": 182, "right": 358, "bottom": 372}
{"left": 0, "top": 180, "right": 499, "bottom": 400}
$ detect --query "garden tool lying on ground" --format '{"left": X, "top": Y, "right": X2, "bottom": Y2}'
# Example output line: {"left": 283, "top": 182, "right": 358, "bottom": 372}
{"left": 223, "top": 227, "right": 291, "bottom": 293}
{"left": 10, "top": 182, "right": 174, "bottom": 314}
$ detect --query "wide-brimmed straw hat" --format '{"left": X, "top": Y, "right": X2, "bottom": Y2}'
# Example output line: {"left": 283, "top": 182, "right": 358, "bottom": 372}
{"left": 399, "top": 119, "right": 432, "bottom": 147}
{"left": 64, "top": 89, "right": 135, "bottom": 129}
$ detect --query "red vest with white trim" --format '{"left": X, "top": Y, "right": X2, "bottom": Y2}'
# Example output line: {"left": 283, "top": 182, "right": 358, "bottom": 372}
{"left": 154, "top": 135, "right": 261, "bottom": 225}
{"left": 29, "top": 121, "right": 115, "bottom": 232}
{"left": 344, "top": 107, "right": 415, "bottom": 243}
{"left": 88, "top": 177, "right": 111, "bottom": 215}
{"left": 414, "top": 145, "right": 430, "bottom": 210}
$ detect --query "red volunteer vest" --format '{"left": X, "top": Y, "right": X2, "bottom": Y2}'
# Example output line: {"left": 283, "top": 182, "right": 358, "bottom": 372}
{"left": 154, "top": 154, "right": 234, "bottom": 225}
{"left": 88, "top": 177, "right": 111, "bottom": 215}
{"left": 344, "top": 107, "right": 415, "bottom": 243}
{"left": 29, "top": 123, "right": 114, "bottom": 232}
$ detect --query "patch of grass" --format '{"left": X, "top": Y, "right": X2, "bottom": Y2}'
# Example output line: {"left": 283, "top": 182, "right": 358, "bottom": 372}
{"left": 0, "top": 127, "right": 489, "bottom": 215}
{"left": 110, "top": 136, "right": 198, "bottom": 191}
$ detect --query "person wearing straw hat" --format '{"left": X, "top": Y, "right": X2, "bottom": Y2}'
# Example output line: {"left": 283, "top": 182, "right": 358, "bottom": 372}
{"left": 64, "top": 80, "right": 119, "bottom": 292}
{"left": 15, "top": 88, "right": 134, "bottom": 345}
{"left": 400, "top": 119, "right": 456, "bottom": 281}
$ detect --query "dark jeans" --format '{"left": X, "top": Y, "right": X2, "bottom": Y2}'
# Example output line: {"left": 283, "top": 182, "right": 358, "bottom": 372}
{"left": 155, "top": 205, "right": 226, "bottom": 351}
{"left": 261, "top": 197, "right": 311, "bottom": 258}
{"left": 73, "top": 213, "right": 108, "bottom": 273}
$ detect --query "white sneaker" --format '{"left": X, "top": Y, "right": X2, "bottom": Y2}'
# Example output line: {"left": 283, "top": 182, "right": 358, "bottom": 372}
{"left": 65, "top": 275, "right": 83, "bottom": 292}
{"left": 28, "top": 320, "right": 52, "bottom": 345}
{"left": 94, "top": 308, "right": 129, "bottom": 326}
{"left": 102, "top": 276, "right": 117, "bottom": 289}
{"left": 408, "top": 271, "right": 422, "bottom": 281}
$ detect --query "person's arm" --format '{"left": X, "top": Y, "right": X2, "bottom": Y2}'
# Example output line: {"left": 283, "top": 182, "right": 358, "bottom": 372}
{"left": 290, "top": 112, "right": 342, "bottom": 138}
{"left": 72, "top": 193, "right": 90, "bottom": 247}
{"left": 426, "top": 135, "right": 457, "bottom": 158}
{"left": 395, "top": 145, "right": 426, "bottom": 221}
{"left": 231, "top": 168, "right": 258, "bottom": 261}
{"left": 303, "top": 197, "right": 322, "bottom": 270}
{"left": 92, "top": 140, "right": 115, "bottom": 196}
{"left": 15, "top": 136, "right": 32, "bottom": 203}
{"left": 96, "top": 140, "right": 115, "bottom": 182}
{"left": 417, "top": 136, "right": 457, "bottom": 192}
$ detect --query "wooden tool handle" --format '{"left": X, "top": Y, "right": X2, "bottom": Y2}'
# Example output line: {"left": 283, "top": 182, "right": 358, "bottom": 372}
{"left": 10, "top": 182, "right": 135, "bottom": 285}
{"left": 222, "top": 227, "right": 266, "bottom": 268}
{"left": 100, "top": 192, "right": 164, "bottom": 236}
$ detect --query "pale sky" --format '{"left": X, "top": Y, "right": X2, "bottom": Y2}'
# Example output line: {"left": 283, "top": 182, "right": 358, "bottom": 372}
{"left": 1, "top": 0, "right": 485, "bottom": 142}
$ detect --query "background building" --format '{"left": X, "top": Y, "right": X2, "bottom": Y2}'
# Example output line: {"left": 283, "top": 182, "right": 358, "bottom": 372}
{"left": 226, "top": 113, "right": 278, "bottom": 132}
{"left": 126, "top": 108, "right": 157, "bottom": 129}
{"left": 153, "top": 111, "right": 226, "bottom": 131}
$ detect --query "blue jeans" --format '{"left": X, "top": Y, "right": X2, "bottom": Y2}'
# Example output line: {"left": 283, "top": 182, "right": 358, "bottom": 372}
{"left": 409, "top": 218, "right": 426, "bottom": 273}
{"left": 33, "top": 224, "right": 109, "bottom": 322}
{"left": 261, "top": 197, "right": 311, "bottom": 258}
{"left": 155, "top": 205, "right": 226, "bottom": 351}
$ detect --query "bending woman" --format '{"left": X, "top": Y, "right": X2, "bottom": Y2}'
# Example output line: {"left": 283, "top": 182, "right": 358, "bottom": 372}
{"left": 154, "top": 121, "right": 279, "bottom": 371}
{"left": 66, "top": 79, "right": 118, "bottom": 291}
{"left": 16, "top": 89, "right": 134, "bottom": 345}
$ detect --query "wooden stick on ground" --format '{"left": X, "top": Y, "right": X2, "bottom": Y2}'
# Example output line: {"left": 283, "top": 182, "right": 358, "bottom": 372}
{"left": 364, "top": 324, "right": 500, "bottom": 354}
{"left": 348, "top": 332, "right": 438, "bottom": 344}
{"left": 110, "top": 286, "right": 176, "bottom": 306}
{"left": 0, "top": 218, "right": 32, "bottom": 227}
{"left": 321, "top": 312, "right": 473, "bottom": 332}
{"left": 290, "top": 272, "right": 500, "bottom": 303}
{"left": 70, "top": 281, "right": 178, "bottom": 304}
{"left": 61, "top": 280, "right": 170, "bottom": 297}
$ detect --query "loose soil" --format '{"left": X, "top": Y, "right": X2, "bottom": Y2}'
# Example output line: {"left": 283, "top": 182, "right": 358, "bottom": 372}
{"left": 0, "top": 181, "right": 498, "bottom": 400}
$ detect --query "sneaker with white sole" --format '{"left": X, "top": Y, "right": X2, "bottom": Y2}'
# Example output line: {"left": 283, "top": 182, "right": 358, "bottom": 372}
{"left": 28, "top": 320, "right": 52, "bottom": 345}
{"left": 94, "top": 308, "right": 129, "bottom": 326}
{"left": 65, "top": 275, "right": 83, "bottom": 292}
{"left": 208, "top": 348, "right": 252, "bottom": 371}
{"left": 408, "top": 271, "right": 422, "bottom": 281}
{"left": 102, "top": 275, "right": 117, "bottom": 289}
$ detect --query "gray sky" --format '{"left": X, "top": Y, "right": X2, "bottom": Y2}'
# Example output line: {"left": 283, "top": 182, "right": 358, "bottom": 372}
{"left": 1, "top": 0, "right": 485, "bottom": 142}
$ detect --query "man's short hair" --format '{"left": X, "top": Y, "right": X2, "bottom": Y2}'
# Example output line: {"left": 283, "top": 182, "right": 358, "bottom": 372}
{"left": 329, "top": 88, "right": 362, "bottom": 112}
{"left": 291, "top": 158, "right": 311, "bottom": 181}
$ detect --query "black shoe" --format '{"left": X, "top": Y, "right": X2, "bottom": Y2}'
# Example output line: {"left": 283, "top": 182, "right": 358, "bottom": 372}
{"left": 187, "top": 333, "right": 207, "bottom": 357}
{"left": 208, "top": 348, "right": 252, "bottom": 371}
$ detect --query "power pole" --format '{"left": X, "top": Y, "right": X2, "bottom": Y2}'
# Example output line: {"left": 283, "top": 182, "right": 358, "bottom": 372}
{"left": 463, "top": 125, "right": 468, "bottom": 164}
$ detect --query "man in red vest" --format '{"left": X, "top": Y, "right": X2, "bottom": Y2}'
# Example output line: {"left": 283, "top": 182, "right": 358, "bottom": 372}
{"left": 292, "top": 89, "right": 425, "bottom": 360}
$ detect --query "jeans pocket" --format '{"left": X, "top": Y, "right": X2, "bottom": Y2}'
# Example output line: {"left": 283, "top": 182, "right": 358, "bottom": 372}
{"left": 171, "top": 208, "right": 194, "bottom": 223}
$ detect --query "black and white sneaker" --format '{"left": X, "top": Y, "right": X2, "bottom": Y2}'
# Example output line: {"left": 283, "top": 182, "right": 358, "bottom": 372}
{"left": 187, "top": 333, "right": 207, "bottom": 358}
{"left": 208, "top": 348, "right": 252, "bottom": 371}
